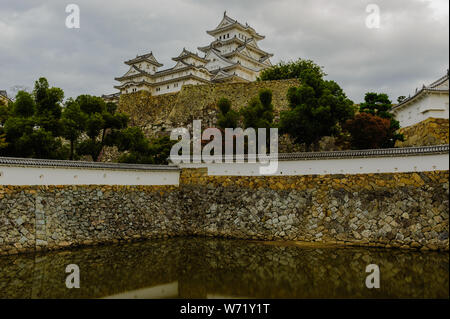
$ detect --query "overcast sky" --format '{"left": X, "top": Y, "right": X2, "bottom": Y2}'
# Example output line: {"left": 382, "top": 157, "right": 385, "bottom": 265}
{"left": 0, "top": 0, "right": 448, "bottom": 103}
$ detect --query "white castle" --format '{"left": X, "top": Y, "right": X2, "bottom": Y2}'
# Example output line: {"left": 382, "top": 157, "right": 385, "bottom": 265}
{"left": 113, "top": 12, "right": 273, "bottom": 96}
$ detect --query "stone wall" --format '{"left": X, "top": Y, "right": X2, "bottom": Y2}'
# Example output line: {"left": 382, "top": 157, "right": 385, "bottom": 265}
{"left": 118, "top": 79, "right": 300, "bottom": 137}
{"left": 0, "top": 185, "right": 183, "bottom": 255}
{"left": 396, "top": 118, "right": 449, "bottom": 147}
{"left": 180, "top": 169, "right": 449, "bottom": 251}
{"left": 1, "top": 170, "right": 448, "bottom": 255}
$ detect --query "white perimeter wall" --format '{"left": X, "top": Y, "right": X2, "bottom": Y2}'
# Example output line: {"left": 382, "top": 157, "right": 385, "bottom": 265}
{"left": 0, "top": 166, "right": 180, "bottom": 186}
{"left": 1, "top": 153, "right": 448, "bottom": 185}
{"left": 179, "top": 153, "right": 449, "bottom": 176}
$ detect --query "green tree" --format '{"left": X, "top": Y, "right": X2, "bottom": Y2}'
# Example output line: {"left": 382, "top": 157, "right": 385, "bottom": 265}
{"left": 2, "top": 114, "right": 66, "bottom": 159}
{"left": 74, "top": 95, "right": 129, "bottom": 161}
{"left": 0, "top": 79, "right": 66, "bottom": 159}
{"left": 279, "top": 70, "right": 355, "bottom": 151}
{"left": 15, "top": 128, "right": 69, "bottom": 159}
{"left": 0, "top": 99, "right": 9, "bottom": 124}
{"left": 216, "top": 98, "right": 239, "bottom": 129}
{"left": 59, "top": 94, "right": 158, "bottom": 163}
{"left": 12, "top": 91, "right": 35, "bottom": 117}
{"left": 240, "top": 89, "right": 274, "bottom": 129}
{"left": 258, "top": 58, "right": 326, "bottom": 82}
{"left": 0, "top": 77, "right": 165, "bottom": 163}
{"left": 61, "top": 99, "right": 88, "bottom": 160}
{"left": 397, "top": 95, "right": 406, "bottom": 103}
{"left": 116, "top": 129, "right": 175, "bottom": 164}
{"left": 33, "top": 77, "right": 64, "bottom": 136}
{"left": 359, "top": 92, "right": 404, "bottom": 147}
{"left": 0, "top": 132, "right": 7, "bottom": 150}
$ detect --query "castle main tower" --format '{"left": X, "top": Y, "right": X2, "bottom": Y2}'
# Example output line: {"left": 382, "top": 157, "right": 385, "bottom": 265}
{"left": 112, "top": 12, "right": 273, "bottom": 96}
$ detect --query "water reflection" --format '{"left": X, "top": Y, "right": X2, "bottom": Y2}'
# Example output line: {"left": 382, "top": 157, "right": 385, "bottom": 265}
{"left": 0, "top": 237, "right": 448, "bottom": 298}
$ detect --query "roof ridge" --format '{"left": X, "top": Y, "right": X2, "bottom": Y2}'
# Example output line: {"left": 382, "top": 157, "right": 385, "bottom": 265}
{"left": 428, "top": 71, "right": 449, "bottom": 88}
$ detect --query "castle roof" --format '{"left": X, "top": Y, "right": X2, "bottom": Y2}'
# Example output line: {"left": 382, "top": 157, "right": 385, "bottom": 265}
{"left": 125, "top": 52, "right": 163, "bottom": 67}
{"left": 204, "top": 48, "right": 236, "bottom": 66}
{"left": 198, "top": 36, "right": 247, "bottom": 52}
{"left": 198, "top": 37, "right": 271, "bottom": 59}
{"left": 172, "top": 48, "right": 209, "bottom": 63}
{"left": 206, "top": 12, "right": 265, "bottom": 40}
{"left": 232, "top": 41, "right": 273, "bottom": 59}
{"left": 210, "top": 68, "right": 249, "bottom": 83}
{"left": 114, "top": 73, "right": 210, "bottom": 90}
{"left": 115, "top": 60, "right": 211, "bottom": 82}
{"left": 222, "top": 49, "right": 271, "bottom": 68}
{"left": 392, "top": 70, "right": 449, "bottom": 112}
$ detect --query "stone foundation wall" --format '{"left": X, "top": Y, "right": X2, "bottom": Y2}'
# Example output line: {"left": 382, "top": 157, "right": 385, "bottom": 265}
{"left": 0, "top": 185, "right": 183, "bottom": 255}
{"left": 1, "top": 170, "right": 449, "bottom": 255}
{"left": 180, "top": 169, "right": 449, "bottom": 251}
{"left": 396, "top": 118, "right": 449, "bottom": 147}
{"left": 117, "top": 79, "right": 299, "bottom": 136}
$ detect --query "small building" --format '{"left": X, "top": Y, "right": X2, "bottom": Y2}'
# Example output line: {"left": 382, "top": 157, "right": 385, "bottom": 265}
{"left": 392, "top": 71, "right": 449, "bottom": 127}
{"left": 0, "top": 90, "right": 11, "bottom": 105}
{"left": 101, "top": 92, "right": 121, "bottom": 104}
{"left": 112, "top": 12, "right": 273, "bottom": 96}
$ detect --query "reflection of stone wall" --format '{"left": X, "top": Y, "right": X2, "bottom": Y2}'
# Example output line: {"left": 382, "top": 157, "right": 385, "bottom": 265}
{"left": 396, "top": 118, "right": 449, "bottom": 147}
{"left": 0, "top": 238, "right": 448, "bottom": 299}
{"left": 1, "top": 170, "right": 449, "bottom": 255}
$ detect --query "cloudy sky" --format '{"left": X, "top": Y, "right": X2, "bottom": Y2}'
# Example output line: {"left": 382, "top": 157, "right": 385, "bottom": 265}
{"left": 0, "top": 0, "right": 448, "bottom": 103}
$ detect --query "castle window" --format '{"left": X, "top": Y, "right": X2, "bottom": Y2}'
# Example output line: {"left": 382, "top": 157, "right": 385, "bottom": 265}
{"left": 167, "top": 85, "right": 170, "bottom": 89}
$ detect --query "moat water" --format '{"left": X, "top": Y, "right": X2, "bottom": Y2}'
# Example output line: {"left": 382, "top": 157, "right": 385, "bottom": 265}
{"left": 0, "top": 237, "right": 448, "bottom": 298}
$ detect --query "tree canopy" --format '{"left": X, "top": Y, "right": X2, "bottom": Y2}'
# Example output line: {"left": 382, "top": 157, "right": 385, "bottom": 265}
{"left": 357, "top": 92, "right": 404, "bottom": 148}
{"left": 240, "top": 88, "right": 275, "bottom": 129}
{"left": 279, "top": 69, "right": 355, "bottom": 151}
{"left": 216, "top": 98, "right": 239, "bottom": 130}
{"left": 0, "top": 79, "right": 68, "bottom": 159}
{"left": 258, "top": 58, "right": 326, "bottom": 82}
{"left": 0, "top": 77, "right": 171, "bottom": 164}
{"left": 344, "top": 113, "right": 392, "bottom": 149}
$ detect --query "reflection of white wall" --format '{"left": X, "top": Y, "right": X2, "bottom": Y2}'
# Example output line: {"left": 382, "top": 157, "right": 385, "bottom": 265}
{"left": 103, "top": 281, "right": 179, "bottom": 299}
{"left": 179, "top": 153, "right": 449, "bottom": 176}
{"left": 0, "top": 166, "right": 180, "bottom": 186}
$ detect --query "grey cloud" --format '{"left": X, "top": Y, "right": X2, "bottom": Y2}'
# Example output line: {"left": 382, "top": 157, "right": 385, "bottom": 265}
{"left": 0, "top": 0, "right": 448, "bottom": 103}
